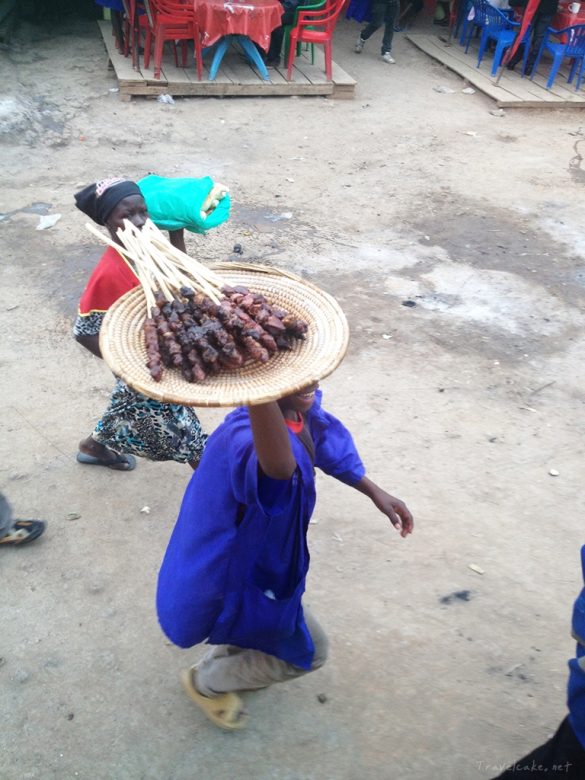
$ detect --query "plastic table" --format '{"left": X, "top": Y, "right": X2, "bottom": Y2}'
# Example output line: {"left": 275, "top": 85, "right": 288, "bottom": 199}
{"left": 552, "top": 4, "right": 585, "bottom": 40}
{"left": 194, "top": 0, "right": 284, "bottom": 81}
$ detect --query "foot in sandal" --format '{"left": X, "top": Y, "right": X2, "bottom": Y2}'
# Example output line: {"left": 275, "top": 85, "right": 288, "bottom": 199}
{"left": 181, "top": 667, "right": 248, "bottom": 731}
{"left": 0, "top": 519, "right": 46, "bottom": 546}
{"left": 77, "top": 437, "right": 136, "bottom": 471}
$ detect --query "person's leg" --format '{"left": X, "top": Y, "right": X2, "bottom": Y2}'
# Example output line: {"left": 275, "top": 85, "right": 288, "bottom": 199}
{"left": 168, "top": 229, "right": 186, "bottom": 254}
{"left": 0, "top": 493, "right": 14, "bottom": 537}
{"left": 267, "top": 27, "right": 285, "bottom": 63}
{"left": 0, "top": 492, "right": 46, "bottom": 546}
{"left": 78, "top": 380, "right": 137, "bottom": 470}
{"left": 195, "top": 605, "right": 329, "bottom": 695}
{"left": 359, "top": 1, "right": 386, "bottom": 44}
{"left": 506, "top": 42, "right": 525, "bottom": 70}
{"left": 111, "top": 10, "right": 125, "bottom": 52}
{"left": 525, "top": 13, "right": 553, "bottom": 74}
{"left": 492, "top": 717, "right": 585, "bottom": 778}
{"left": 381, "top": 0, "right": 399, "bottom": 53}
{"left": 78, "top": 435, "right": 135, "bottom": 470}
{"left": 267, "top": 9, "right": 295, "bottom": 63}
{"left": 81, "top": 381, "right": 205, "bottom": 470}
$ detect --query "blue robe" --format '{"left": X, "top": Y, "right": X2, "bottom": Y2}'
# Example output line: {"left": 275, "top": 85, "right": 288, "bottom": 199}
{"left": 568, "top": 545, "right": 585, "bottom": 749}
{"left": 156, "top": 391, "right": 365, "bottom": 670}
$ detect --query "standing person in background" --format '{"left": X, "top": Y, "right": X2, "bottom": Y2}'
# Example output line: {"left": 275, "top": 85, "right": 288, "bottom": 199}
{"left": 506, "top": 0, "right": 559, "bottom": 73}
{"left": 354, "top": 0, "right": 400, "bottom": 63}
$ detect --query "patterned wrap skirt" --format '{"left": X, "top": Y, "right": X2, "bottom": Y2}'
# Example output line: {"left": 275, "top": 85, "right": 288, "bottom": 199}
{"left": 93, "top": 378, "right": 207, "bottom": 464}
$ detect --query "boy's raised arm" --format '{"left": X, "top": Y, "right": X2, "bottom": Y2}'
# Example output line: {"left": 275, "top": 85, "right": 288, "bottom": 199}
{"left": 248, "top": 402, "right": 297, "bottom": 481}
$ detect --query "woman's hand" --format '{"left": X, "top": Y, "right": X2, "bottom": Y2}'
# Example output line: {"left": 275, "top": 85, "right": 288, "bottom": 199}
{"left": 353, "top": 476, "right": 414, "bottom": 538}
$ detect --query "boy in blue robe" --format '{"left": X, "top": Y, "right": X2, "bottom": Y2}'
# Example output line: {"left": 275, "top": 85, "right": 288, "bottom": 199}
{"left": 157, "top": 383, "right": 413, "bottom": 729}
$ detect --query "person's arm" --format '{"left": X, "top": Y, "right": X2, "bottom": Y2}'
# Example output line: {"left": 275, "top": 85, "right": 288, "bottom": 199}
{"left": 168, "top": 229, "right": 186, "bottom": 254}
{"left": 248, "top": 402, "right": 297, "bottom": 480}
{"left": 75, "top": 333, "right": 102, "bottom": 359}
{"left": 352, "top": 475, "right": 414, "bottom": 539}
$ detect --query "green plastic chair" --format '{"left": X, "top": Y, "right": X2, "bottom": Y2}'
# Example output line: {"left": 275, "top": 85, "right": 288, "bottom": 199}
{"left": 283, "top": 0, "right": 327, "bottom": 64}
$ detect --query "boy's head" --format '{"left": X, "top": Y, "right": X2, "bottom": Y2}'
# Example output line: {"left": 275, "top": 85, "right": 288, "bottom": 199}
{"left": 278, "top": 382, "right": 319, "bottom": 416}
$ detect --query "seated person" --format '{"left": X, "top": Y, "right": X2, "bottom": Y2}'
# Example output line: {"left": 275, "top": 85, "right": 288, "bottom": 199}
{"left": 506, "top": 0, "right": 559, "bottom": 73}
{"left": 433, "top": 0, "right": 450, "bottom": 26}
{"left": 265, "top": 0, "right": 312, "bottom": 67}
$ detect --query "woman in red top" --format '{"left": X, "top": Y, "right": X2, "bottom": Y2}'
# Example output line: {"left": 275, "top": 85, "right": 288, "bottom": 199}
{"left": 73, "top": 178, "right": 207, "bottom": 471}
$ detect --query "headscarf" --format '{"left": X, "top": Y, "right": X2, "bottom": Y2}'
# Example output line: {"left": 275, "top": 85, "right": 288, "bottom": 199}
{"left": 74, "top": 178, "right": 143, "bottom": 226}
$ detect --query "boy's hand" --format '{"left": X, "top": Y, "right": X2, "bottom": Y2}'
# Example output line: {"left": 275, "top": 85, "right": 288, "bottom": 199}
{"left": 373, "top": 491, "right": 414, "bottom": 538}
{"left": 353, "top": 477, "right": 414, "bottom": 538}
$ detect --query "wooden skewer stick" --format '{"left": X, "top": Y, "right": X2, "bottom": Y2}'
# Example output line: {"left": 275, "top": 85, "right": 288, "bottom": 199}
{"left": 119, "top": 224, "right": 168, "bottom": 297}
{"left": 151, "top": 245, "right": 223, "bottom": 302}
{"left": 157, "top": 240, "right": 224, "bottom": 288}
{"left": 133, "top": 262, "right": 156, "bottom": 312}
{"left": 85, "top": 223, "right": 142, "bottom": 266}
{"left": 145, "top": 241, "right": 192, "bottom": 288}
{"left": 120, "top": 224, "right": 176, "bottom": 303}
{"left": 141, "top": 219, "right": 218, "bottom": 278}
{"left": 123, "top": 221, "right": 191, "bottom": 294}
{"left": 137, "top": 222, "right": 223, "bottom": 302}
{"left": 85, "top": 222, "right": 156, "bottom": 312}
{"left": 105, "top": 218, "right": 225, "bottom": 305}
{"left": 145, "top": 220, "right": 224, "bottom": 287}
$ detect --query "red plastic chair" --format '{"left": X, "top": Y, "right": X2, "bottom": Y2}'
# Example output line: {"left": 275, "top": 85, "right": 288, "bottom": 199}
{"left": 143, "top": 0, "right": 203, "bottom": 80}
{"left": 286, "top": 0, "right": 346, "bottom": 81}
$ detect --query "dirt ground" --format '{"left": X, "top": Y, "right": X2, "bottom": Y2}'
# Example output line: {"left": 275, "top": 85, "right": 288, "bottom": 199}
{"left": 2, "top": 10, "right": 585, "bottom": 780}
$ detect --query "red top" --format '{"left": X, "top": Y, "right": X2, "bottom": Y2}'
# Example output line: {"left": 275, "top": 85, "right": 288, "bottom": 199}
{"left": 193, "top": 0, "right": 284, "bottom": 51}
{"left": 78, "top": 245, "right": 139, "bottom": 315}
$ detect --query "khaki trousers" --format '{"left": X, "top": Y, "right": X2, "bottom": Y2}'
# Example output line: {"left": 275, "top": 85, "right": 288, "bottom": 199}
{"left": 196, "top": 605, "right": 328, "bottom": 697}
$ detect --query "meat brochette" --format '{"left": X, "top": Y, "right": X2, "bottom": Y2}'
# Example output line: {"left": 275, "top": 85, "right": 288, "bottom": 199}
{"left": 144, "top": 285, "right": 308, "bottom": 383}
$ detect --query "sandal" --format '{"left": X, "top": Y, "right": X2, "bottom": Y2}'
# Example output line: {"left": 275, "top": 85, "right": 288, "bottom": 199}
{"left": 181, "top": 667, "right": 248, "bottom": 731}
{"left": 76, "top": 452, "right": 136, "bottom": 471}
{"left": 0, "top": 519, "right": 46, "bottom": 546}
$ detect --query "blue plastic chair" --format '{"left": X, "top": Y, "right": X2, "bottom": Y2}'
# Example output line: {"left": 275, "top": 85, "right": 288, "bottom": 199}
{"left": 476, "top": 4, "right": 530, "bottom": 76}
{"left": 462, "top": 0, "right": 491, "bottom": 52}
{"left": 530, "top": 24, "right": 585, "bottom": 90}
{"left": 457, "top": 0, "right": 474, "bottom": 44}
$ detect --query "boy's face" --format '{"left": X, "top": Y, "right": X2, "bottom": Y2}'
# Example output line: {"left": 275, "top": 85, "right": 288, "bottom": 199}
{"left": 278, "top": 382, "right": 319, "bottom": 415}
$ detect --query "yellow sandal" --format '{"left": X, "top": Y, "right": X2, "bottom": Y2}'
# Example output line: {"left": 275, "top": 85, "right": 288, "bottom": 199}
{"left": 181, "top": 667, "right": 248, "bottom": 731}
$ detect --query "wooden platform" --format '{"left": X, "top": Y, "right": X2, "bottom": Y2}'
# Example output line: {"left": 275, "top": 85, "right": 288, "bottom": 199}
{"left": 99, "top": 21, "right": 355, "bottom": 100}
{"left": 406, "top": 32, "right": 585, "bottom": 108}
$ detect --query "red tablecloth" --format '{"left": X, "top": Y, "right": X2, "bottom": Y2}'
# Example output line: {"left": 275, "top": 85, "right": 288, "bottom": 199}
{"left": 194, "top": 0, "right": 283, "bottom": 51}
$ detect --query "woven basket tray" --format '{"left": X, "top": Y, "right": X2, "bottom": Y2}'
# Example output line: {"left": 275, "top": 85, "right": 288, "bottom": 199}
{"left": 99, "top": 263, "right": 349, "bottom": 407}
